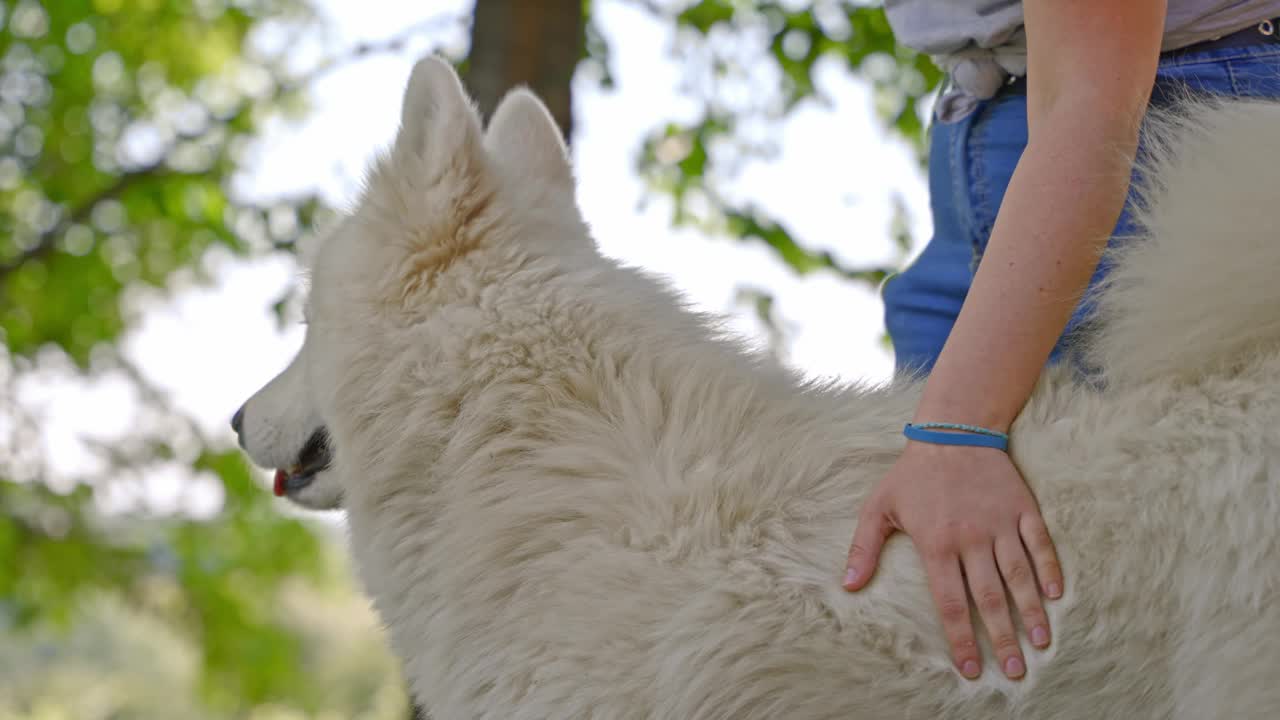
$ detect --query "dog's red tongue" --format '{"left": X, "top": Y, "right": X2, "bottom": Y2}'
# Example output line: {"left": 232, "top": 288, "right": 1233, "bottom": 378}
{"left": 273, "top": 469, "right": 288, "bottom": 497}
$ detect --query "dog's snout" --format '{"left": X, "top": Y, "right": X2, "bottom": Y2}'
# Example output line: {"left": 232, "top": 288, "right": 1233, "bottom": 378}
{"left": 231, "top": 405, "right": 245, "bottom": 437}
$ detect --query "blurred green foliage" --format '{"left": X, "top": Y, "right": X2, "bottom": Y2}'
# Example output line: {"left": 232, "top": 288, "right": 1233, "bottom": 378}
{"left": 0, "top": 0, "right": 406, "bottom": 717}
{"left": 636, "top": 0, "right": 941, "bottom": 293}
{"left": 0, "top": 0, "right": 327, "bottom": 364}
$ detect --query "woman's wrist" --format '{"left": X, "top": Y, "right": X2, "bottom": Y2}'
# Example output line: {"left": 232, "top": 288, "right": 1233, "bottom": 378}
{"left": 911, "top": 407, "right": 1014, "bottom": 435}
{"left": 913, "top": 371, "right": 1024, "bottom": 434}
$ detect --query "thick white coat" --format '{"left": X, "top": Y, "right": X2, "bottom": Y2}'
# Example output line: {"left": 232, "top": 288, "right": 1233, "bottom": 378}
{"left": 239, "top": 57, "right": 1280, "bottom": 719}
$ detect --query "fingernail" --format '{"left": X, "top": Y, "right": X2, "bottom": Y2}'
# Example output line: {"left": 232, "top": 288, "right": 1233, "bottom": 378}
{"left": 961, "top": 660, "right": 980, "bottom": 679}
{"left": 843, "top": 567, "right": 859, "bottom": 588}
{"left": 1004, "top": 656, "right": 1025, "bottom": 678}
{"left": 1047, "top": 582, "right": 1062, "bottom": 598}
{"left": 1031, "top": 625, "right": 1049, "bottom": 647}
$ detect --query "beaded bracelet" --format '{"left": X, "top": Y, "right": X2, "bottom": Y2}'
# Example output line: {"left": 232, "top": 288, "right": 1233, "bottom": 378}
{"left": 903, "top": 422, "right": 1010, "bottom": 452}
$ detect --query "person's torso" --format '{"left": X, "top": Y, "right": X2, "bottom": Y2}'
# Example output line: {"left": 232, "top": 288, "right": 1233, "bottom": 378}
{"left": 885, "top": 0, "right": 1280, "bottom": 120}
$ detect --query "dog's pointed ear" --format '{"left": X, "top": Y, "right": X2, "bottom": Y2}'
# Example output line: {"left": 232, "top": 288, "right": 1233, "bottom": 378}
{"left": 483, "top": 88, "right": 573, "bottom": 190}
{"left": 393, "top": 56, "right": 483, "bottom": 171}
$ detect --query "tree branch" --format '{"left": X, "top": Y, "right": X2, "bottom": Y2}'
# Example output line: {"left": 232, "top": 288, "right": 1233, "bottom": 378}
{"left": 282, "top": 12, "right": 466, "bottom": 92}
{"left": 0, "top": 12, "right": 464, "bottom": 287}
{"left": 0, "top": 164, "right": 170, "bottom": 282}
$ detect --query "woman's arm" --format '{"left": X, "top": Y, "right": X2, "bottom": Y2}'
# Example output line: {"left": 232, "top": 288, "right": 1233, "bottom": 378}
{"left": 919, "top": 1, "right": 1168, "bottom": 429}
{"left": 845, "top": 0, "right": 1168, "bottom": 681}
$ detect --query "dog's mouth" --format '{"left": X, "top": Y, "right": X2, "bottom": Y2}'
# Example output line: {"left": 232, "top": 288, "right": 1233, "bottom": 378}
{"left": 273, "top": 428, "right": 332, "bottom": 497}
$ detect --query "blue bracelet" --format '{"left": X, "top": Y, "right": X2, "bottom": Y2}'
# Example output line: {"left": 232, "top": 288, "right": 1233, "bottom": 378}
{"left": 903, "top": 422, "right": 1010, "bottom": 452}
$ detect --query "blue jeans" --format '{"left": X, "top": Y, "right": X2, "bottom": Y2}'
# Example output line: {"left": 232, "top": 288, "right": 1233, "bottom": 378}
{"left": 882, "top": 35, "right": 1280, "bottom": 374}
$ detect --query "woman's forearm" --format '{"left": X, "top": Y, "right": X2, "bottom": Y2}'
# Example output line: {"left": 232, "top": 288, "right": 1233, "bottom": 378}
{"left": 914, "top": 106, "right": 1144, "bottom": 430}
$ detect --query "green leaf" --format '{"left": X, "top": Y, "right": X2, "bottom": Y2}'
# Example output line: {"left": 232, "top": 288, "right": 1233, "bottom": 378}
{"left": 677, "top": 0, "right": 737, "bottom": 33}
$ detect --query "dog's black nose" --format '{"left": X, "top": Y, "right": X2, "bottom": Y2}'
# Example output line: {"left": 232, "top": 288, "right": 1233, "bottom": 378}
{"left": 231, "top": 405, "right": 245, "bottom": 436}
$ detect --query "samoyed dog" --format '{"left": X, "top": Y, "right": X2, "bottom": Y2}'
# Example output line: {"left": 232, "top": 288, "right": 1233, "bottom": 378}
{"left": 234, "top": 56, "right": 1280, "bottom": 719}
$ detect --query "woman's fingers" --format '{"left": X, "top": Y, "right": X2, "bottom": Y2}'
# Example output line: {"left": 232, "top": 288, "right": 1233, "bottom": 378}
{"left": 962, "top": 545, "right": 1026, "bottom": 679}
{"left": 843, "top": 496, "right": 894, "bottom": 591}
{"left": 995, "top": 532, "right": 1052, "bottom": 650}
{"left": 1020, "top": 512, "right": 1064, "bottom": 600}
{"left": 923, "top": 551, "right": 983, "bottom": 679}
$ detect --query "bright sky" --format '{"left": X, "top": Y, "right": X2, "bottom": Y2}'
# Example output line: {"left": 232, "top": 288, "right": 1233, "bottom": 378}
{"left": 22, "top": 0, "right": 930, "bottom": 505}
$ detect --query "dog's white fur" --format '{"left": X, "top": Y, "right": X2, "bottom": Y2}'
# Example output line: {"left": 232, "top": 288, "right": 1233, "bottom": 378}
{"left": 237, "top": 57, "right": 1280, "bottom": 718}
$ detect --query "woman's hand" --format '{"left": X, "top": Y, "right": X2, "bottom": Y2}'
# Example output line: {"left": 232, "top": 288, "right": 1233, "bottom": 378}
{"left": 842, "top": 440, "right": 1063, "bottom": 681}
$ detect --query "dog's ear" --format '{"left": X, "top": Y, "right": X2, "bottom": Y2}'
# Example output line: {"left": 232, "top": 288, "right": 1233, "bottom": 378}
{"left": 483, "top": 88, "right": 573, "bottom": 190}
{"left": 393, "top": 56, "right": 484, "bottom": 176}
{"left": 353, "top": 57, "right": 493, "bottom": 303}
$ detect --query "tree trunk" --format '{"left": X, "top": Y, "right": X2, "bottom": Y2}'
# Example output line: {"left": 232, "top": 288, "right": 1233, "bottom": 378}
{"left": 464, "top": 0, "right": 584, "bottom": 142}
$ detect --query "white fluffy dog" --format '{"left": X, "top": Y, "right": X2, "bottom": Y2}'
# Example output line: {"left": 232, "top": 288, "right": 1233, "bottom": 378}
{"left": 235, "top": 57, "right": 1280, "bottom": 719}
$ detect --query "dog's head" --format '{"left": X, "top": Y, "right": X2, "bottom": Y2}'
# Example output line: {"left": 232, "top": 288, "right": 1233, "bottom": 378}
{"left": 233, "top": 56, "right": 587, "bottom": 510}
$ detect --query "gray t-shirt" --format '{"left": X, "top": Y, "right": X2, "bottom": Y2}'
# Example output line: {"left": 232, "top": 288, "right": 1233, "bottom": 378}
{"left": 885, "top": 1, "right": 1280, "bottom": 120}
